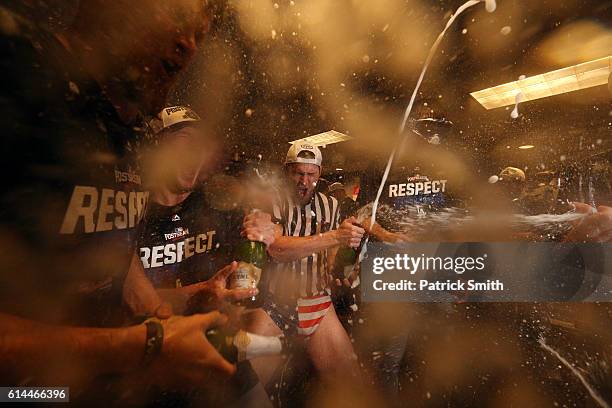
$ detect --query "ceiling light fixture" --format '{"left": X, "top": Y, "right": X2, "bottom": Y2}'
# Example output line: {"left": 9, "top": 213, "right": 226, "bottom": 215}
{"left": 289, "top": 130, "right": 352, "bottom": 146}
{"left": 470, "top": 56, "right": 611, "bottom": 109}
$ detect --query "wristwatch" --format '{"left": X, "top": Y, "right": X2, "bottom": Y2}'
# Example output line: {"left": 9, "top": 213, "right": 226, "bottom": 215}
{"left": 142, "top": 318, "right": 164, "bottom": 365}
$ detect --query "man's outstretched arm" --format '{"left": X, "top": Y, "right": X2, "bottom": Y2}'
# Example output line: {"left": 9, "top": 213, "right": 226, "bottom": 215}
{"left": 0, "top": 311, "right": 235, "bottom": 390}
{"left": 361, "top": 216, "right": 414, "bottom": 243}
{"left": 564, "top": 204, "right": 612, "bottom": 242}
{"left": 267, "top": 217, "right": 365, "bottom": 262}
{"left": 123, "top": 251, "right": 173, "bottom": 318}
{"left": 157, "top": 262, "right": 258, "bottom": 314}
{"left": 0, "top": 312, "right": 145, "bottom": 386}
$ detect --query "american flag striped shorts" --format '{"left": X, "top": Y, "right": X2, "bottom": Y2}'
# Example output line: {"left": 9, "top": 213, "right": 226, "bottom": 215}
{"left": 264, "top": 294, "right": 333, "bottom": 337}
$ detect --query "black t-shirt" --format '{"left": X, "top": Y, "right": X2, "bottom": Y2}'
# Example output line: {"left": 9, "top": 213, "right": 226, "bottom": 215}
{"left": 0, "top": 25, "right": 147, "bottom": 326}
{"left": 137, "top": 188, "right": 243, "bottom": 288}
{"left": 358, "top": 159, "right": 451, "bottom": 231}
{"left": 383, "top": 167, "right": 448, "bottom": 209}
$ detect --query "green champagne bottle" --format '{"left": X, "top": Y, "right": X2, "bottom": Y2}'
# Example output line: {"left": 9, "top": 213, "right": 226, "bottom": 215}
{"left": 229, "top": 239, "right": 267, "bottom": 307}
{"left": 332, "top": 246, "right": 358, "bottom": 313}
{"left": 331, "top": 221, "right": 366, "bottom": 314}
{"left": 205, "top": 327, "right": 287, "bottom": 363}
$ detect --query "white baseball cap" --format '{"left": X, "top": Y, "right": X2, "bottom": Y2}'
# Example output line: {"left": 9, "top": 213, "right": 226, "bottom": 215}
{"left": 157, "top": 105, "right": 201, "bottom": 132}
{"left": 285, "top": 143, "right": 322, "bottom": 167}
{"left": 148, "top": 105, "right": 201, "bottom": 135}
{"left": 499, "top": 166, "right": 526, "bottom": 182}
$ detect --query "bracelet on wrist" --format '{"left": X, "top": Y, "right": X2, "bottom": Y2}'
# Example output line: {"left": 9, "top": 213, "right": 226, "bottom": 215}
{"left": 142, "top": 319, "right": 164, "bottom": 366}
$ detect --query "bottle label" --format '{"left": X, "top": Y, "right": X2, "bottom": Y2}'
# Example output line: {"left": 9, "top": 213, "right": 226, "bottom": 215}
{"left": 233, "top": 330, "right": 282, "bottom": 361}
{"left": 343, "top": 264, "right": 355, "bottom": 278}
{"left": 229, "top": 261, "right": 262, "bottom": 290}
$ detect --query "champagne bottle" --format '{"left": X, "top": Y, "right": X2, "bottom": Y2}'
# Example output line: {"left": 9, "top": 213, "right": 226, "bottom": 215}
{"left": 229, "top": 237, "right": 267, "bottom": 307}
{"left": 205, "top": 327, "right": 286, "bottom": 363}
{"left": 331, "top": 222, "right": 365, "bottom": 314}
{"left": 332, "top": 246, "right": 359, "bottom": 314}
{"left": 229, "top": 164, "right": 274, "bottom": 307}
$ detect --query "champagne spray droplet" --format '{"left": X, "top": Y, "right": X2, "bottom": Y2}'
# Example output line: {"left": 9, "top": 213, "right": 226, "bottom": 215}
{"left": 510, "top": 91, "right": 524, "bottom": 119}
{"left": 362, "top": 0, "right": 495, "bottom": 264}
{"left": 538, "top": 336, "right": 610, "bottom": 408}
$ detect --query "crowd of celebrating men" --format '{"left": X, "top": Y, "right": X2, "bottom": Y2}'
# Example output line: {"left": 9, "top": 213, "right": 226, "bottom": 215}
{"left": 1, "top": 1, "right": 611, "bottom": 407}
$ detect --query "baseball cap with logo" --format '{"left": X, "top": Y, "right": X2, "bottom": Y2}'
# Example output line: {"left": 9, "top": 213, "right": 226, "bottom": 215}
{"left": 285, "top": 143, "right": 323, "bottom": 167}
{"left": 149, "top": 105, "right": 201, "bottom": 135}
{"left": 160, "top": 105, "right": 200, "bottom": 129}
{"left": 499, "top": 167, "right": 526, "bottom": 182}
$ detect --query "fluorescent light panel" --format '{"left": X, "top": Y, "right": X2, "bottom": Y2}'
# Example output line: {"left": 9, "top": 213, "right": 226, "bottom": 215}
{"left": 289, "top": 130, "right": 352, "bottom": 146}
{"left": 470, "top": 56, "right": 611, "bottom": 109}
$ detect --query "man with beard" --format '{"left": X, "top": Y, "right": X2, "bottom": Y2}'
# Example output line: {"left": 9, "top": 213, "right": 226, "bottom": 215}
{"left": 243, "top": 143, "right": 365, "bottom": 392}
{"left": 0, "top": 0, "right": 246, "bottom": 398}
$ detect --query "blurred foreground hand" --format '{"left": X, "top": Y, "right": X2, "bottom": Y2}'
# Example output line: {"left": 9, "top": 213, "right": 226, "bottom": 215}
{"left": 187, "top": 261, "right": 258, "bottom": 312}
{"left": 119, "top": 312, "right": 236, "bottom": 394}
{"left": 564, "top": 203, "right": 612, "bottom": 242}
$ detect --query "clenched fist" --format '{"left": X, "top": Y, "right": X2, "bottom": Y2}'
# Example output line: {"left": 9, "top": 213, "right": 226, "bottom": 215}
{"left": 241, "top": 210, "right": 276, "bottom": 247}
{"left": 334, "top": 216, "right": 366, "bottom": 248}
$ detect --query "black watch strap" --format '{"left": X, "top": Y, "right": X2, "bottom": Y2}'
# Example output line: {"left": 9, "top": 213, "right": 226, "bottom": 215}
{"left": 142, "top": 319, "right": 164, "bottom": 366}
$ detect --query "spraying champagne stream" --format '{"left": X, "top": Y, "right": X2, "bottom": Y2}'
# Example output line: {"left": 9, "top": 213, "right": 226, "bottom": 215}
{"left": 359, "top": 0, "right": 497, "bottom": 263}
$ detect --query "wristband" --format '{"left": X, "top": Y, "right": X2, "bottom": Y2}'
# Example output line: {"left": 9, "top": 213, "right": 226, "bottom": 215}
{"left": 142, "top": 319, "right": 164, "bottom": 366}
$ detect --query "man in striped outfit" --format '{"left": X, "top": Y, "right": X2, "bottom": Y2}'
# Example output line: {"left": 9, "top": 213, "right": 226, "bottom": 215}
{"left": 244, "top": 143, "right": 365, "bottom": 384}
